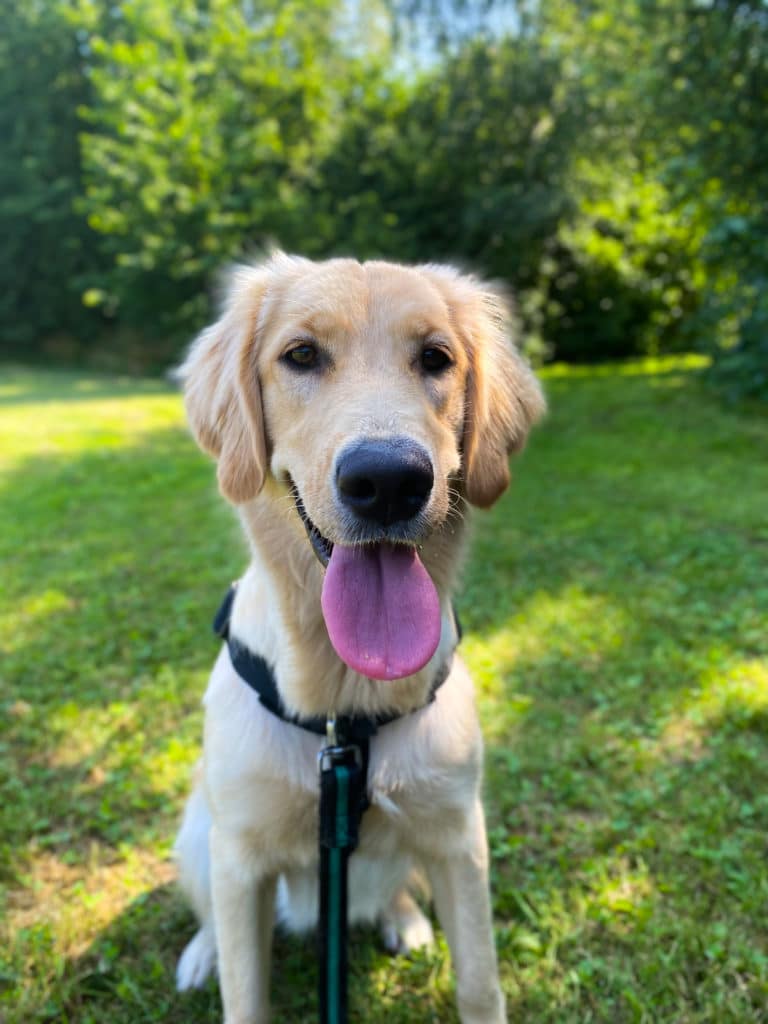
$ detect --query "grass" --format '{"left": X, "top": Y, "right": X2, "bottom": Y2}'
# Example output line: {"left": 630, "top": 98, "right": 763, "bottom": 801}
{"left": 1, "top": 358, "right": 767, "bottom": 1023}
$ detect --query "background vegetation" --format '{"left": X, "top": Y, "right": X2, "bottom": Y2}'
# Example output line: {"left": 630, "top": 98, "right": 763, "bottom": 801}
{"left": 1, "top": 0, "right": 766, "bottom": 397}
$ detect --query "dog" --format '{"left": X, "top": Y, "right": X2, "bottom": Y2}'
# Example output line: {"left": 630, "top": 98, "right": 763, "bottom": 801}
{"left": 173, "top": 252, "right": 545, "bottom": 1023}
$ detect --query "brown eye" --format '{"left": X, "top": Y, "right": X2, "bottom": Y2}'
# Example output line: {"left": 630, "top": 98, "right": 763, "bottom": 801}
{"left": 420, "top": 346, "right": 452, "bottom": 374}
{"left": 283, "top": 343, "right": 319, "bottom": 369}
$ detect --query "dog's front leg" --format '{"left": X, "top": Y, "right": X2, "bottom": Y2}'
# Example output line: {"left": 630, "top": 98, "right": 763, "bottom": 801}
{"left": 426, "top": 800, "right": 506, "bottom": 1024}
{"left": 210, "top": 826, "right": 276, "bottom": 1024}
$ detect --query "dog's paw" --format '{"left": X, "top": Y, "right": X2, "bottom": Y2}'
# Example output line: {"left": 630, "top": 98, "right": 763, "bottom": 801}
{"left": 380, "top": 901, "right": 434, "bottom": 956}
{"left": 398, "top": 907, "right": 435, "bottom": 953}
{"left": 176, "top": 927, "right": 216, "bottom": 991}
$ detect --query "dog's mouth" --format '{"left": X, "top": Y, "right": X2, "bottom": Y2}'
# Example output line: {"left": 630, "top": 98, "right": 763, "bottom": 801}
{"left": 293, "top": 486, "right": 334, "bottom": 567}
{"left": 291, "top": 483, "right": 441, "bottom": 681}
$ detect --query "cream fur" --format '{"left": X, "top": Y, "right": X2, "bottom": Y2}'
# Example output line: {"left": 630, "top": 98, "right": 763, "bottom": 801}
{"left": 173, "top": 254, "right": 545, "bottom": 1024}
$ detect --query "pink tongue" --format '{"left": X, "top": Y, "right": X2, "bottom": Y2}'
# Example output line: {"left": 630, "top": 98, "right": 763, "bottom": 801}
{"left": 321, "top": 545, "right": 441, "bottom": 680}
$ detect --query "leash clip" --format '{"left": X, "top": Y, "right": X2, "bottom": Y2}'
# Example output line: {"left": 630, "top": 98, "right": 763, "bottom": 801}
{"left": 320, "top": 746, "right": 363, "bottom": 773}
{"left": 320, "top": 710, "right": 363, "bottom": 773}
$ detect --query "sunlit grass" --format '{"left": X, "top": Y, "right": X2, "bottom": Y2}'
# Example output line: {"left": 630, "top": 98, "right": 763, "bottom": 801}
{"left": 0, "top": 394, "right": 182, "bottom": 465}
{"left": 1, "top": 359, "right": 767, "bottom": 1022}
{"left": 543, "top": 352, "right": 711, "bottom": 378}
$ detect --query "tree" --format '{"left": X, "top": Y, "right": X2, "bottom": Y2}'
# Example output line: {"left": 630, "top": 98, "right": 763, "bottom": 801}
{"left": 0, "top": 0, "right": 99, "bottom": 355}
{"left": 538, "top": 0, "right": 768, "bottom": 389}
{"left": 316, "top": 34, "right": 584, "bottom": 362}
{"left": 75, "top": 0, "right": 365, "bottom": 360}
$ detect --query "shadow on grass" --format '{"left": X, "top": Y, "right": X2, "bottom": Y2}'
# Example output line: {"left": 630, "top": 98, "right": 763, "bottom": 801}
{"left": 44, "top": 884, "right": 454, "bottom": 1024}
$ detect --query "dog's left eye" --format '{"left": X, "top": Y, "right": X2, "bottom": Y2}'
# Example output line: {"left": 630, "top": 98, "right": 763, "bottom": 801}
{"left": 420, "top": 346, "right": 452, "bottom": 374}
{"left": 283, "top": 343, "right": 319, "bottom": 369}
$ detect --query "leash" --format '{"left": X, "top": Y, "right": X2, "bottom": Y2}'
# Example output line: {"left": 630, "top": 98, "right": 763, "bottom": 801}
{"left": 212, "top": 583, "right": 461, "bottom": 1024}
{"left": 318, "top": 714, "right": 367, "bottom": 1024}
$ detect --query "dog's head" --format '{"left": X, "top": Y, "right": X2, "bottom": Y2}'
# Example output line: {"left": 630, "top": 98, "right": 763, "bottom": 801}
{"left": 180, "top": 253, "right": 545, "bottom": 680}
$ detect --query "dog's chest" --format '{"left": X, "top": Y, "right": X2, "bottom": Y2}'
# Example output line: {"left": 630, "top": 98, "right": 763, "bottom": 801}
{"left": 212, "top": 745, "right": 473, "bottom": 866}
{"left": 205, "top": 658, "right": 482, "bottom": 865}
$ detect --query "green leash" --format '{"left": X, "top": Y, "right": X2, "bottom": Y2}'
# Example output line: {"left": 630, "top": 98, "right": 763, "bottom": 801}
{"left": 318, "top": 715, "right": 367, "bottom": 1024}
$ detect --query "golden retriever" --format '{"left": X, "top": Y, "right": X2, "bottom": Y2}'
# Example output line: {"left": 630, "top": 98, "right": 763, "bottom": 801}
{"left": 174, "top": 253, "right": 545, "bottom": 1023}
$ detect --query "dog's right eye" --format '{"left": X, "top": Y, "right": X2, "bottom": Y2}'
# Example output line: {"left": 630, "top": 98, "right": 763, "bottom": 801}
{"left": 283, "top": 343, "right": 319, "bottom": 369}
{"left": 420, "top": 346, "right": 453, "bottom": 374}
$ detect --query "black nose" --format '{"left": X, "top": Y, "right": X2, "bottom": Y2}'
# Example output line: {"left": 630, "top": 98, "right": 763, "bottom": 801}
{"left": 336, "top": 438, "right": 434, "bottom": 527}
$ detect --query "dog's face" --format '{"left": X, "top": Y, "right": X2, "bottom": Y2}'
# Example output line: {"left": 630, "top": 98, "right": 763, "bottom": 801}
{"left": 181, "top": 253, "right": 544, "bottom": 679}
{"left": 259, "top": 258, "right": 474, "bottom": 554}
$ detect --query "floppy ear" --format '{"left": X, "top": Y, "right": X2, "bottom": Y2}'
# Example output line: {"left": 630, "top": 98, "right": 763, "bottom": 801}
{"left": 461, "top": 286, "right": 546, "bottom": 507}
{"left": 177, "top": 265, "right": 270, "bottom": 504}
{"left": 422, "top": 266, "right": 546, "bottom": 508}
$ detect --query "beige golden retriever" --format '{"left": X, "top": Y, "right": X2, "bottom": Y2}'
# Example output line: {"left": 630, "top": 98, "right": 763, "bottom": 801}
{"left": 174, "top": 253, "right": 544, "bottom": 1023}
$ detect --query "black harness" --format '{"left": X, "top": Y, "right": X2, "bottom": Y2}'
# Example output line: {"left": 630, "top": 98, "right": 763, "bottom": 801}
{"left": 212, "top": 583, "right": 459, "bottom": 1024}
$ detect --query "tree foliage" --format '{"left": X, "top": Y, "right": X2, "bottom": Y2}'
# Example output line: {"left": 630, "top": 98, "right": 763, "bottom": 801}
{"left": 1, "top": 0, "right": 765, "bottom": 394}
{"left": 537, "top": 0, "right": 768, "bottom": 393}
{"left": 0, "top": 0, "right": 101, "bottom": 355}
{"left": 74, "top": 0, "right": 363, "bottom": 360}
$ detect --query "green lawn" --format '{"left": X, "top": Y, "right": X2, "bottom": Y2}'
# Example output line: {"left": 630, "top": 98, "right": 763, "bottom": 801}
{"left": 1, "top": 359, "right": 767, "bottom": 1023}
